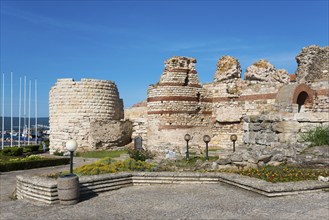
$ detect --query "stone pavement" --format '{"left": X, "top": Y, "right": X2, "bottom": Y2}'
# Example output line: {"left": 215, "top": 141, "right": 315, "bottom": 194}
{"left": 1, "top": 184, "right": 329, "bottom": 220}
{"left": 1, "top": 156, "right": 329, "bottom": 220}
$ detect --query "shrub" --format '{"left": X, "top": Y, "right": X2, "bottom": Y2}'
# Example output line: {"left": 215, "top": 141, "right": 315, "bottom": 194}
{"left": 29, "top": 145, "right": 40, "bottom": 152}
{"left": 53, "top": 150, "right": 64, "bottom": 156}
{"left": 0, "top": 157, "right": 70, "bottom": 172}
{"left": 9, "top": 155, "right": 43, "bottom": 162}
{"left": 302, "top": 126, "right": 329, "bottom": 146}
{"left": 127, "top": 148, "right": 155, "bottom": 161}
{"left": 22, "top": 145, "right": 40, "bottom": 153}
{"left": 75, "top": 150, "right": 127, "bottom": 158}
{"left": 74, "top": 158, "right": 155, "bottom": 176}
{"left": 23, "top": 147, "right": 32, "bottom": 153}
{"left": 0, "top": 147, "right": 24, "bottom": 156}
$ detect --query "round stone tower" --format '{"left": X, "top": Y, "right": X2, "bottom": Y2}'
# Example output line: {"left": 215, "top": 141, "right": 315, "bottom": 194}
{"left": 49, "top": 78, "right": 131, "bottom": 153}
{"left": 147, "top": 56, "right": 213, "bottom": 153}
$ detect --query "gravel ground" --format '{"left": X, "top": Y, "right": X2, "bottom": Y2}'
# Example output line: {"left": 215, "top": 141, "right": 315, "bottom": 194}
{"left": 1, "top": 183, "right": 328, "bottom": 220}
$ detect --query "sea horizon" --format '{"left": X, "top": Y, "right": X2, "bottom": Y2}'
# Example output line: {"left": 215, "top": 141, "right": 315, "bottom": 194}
{"left": 0, "top": 117, "right": 49, "bottom": 131}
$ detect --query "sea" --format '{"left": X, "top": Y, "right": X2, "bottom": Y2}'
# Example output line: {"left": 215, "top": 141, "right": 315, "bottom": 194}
{"left": 0, "top": 117, "right": 49, "bottom": 131}
{"left": 0, "top": 117, "right": 49, "bottom": 147}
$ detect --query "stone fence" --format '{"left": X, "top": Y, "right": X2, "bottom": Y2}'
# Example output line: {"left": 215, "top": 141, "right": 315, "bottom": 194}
{"left": 16, "top": 172, "right": 329, "bottom": 205}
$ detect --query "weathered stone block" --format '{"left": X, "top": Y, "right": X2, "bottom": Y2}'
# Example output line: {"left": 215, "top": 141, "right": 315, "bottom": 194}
{"left": 216, "top": 158, "right": 232, "bottom": 165}
{"left": 231, "top": 153, "right": 243, "bottom": 162}
{"left": 215, "top": 107, "right": 242, "bottom": 122}
{"left": 278, "top": 133, "right": 298, "bottom": 143}
{"left": 272, "top": 121, "right": 301, "bottom": 133}
{"left": 250, "top": 123, "right": 261, "bottom": 131}
{"left": 257, "top": 155, "right": 272, "bottom": 163}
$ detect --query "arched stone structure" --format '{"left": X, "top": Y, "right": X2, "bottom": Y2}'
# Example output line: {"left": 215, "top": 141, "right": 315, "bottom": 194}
{"left": 276, "top": 83, "right": 314, "bottom": 112}
{"left": 292, "top": 84, "right": 313, "bottom": 105}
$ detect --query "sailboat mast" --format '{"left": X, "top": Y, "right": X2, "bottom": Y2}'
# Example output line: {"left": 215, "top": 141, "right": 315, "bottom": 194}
{"left": 28, "top": 80, "right": 31, "bottom": 145}
{"left": 1, "top": 73, "right": 4, "bottom": 150}
{"left": 18, "top": 77, "right": 22, "bottom": 147}
{"left": 10, "top": 72, "right": 13, "bottom": 147}
{"left": 35, "top": 80, "right": 37, "bottom": 144}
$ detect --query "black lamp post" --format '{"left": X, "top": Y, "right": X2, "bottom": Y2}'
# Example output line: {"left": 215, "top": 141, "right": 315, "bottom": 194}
{"left": 203, "top": 135, "right": 211, "bottom": 161}
{"left": 230, "top": 134, "right": 237, "bottom": 152}
{"left": 66, "top": 140, "right": 78, "bottom": 175}
{"left": 184, "top": 134, "right": 191, "bottom": 160}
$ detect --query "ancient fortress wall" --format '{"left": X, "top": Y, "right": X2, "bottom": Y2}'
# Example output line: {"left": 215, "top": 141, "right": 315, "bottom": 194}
{"left": 205, "top": 80, "right": 286, "bottom": 148}
{"left": 124, "top": 101, "right": 148, "bottom": 144}
{"left": 124, "top": 45, "right": 329, "bottom": 156}
{"left": 49, "top": 45, "right": 328, "bottom": 157}
{"left": 49, "top": 78, "right": 131, "bottom": 153}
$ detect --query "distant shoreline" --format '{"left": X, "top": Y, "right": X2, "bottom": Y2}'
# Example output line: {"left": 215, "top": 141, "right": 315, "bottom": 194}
{"left": 0, "top": 117, "right": 49, "bottom": 131}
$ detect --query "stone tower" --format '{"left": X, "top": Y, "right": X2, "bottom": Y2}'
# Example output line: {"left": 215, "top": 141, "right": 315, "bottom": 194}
{"left": 147, "top": 56, "right": 213, "bottom": 153}
{"left": 49, "top": 78, "right": 132, "bottom": 153}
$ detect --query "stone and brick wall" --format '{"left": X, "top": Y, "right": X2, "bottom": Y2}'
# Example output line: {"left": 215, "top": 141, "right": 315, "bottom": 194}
{"left": 145, "top": 57, "right": 213, "bottom": 153}
{"left": 49, "top": 45, "right": 328, "bottom": 157}
{"left": 125, "top": 45, "right": 328, "bottom": 155}
{"left": 123, "top": 46, "right": 329, "bottom": 156}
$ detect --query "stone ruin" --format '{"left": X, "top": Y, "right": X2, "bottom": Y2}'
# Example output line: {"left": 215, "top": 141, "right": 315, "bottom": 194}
{"left": 50, "top": 45, "right": 329, "bottom": 167}
{"left": 49, "top": 78, "right": 132, "bottom": 153}
{"left": 125, "top": 45, "right": 329, "bottom": 166}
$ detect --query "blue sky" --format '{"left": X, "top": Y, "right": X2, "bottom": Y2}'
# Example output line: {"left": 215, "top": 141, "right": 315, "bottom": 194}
{"left": 1, "top": 0, "right": 328, "bottom": 117}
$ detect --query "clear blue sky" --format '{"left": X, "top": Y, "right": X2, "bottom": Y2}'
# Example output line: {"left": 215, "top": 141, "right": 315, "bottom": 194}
{"left": 1, "top": 0, "right": 328, "bottom": 117}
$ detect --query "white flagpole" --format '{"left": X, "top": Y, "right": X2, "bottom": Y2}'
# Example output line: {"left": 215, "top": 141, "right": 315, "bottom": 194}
{"left": 24, "top": 76, "right": 26, "bottom": 145}
{"left": 1, "top": 73, "right": 4, "bottom": 150}
{"left": 35, "top": 80, "right": 37, "bottom": 144}
{"left": 10, "top": 72, "right": 13, "bottom": 147}
{"left": 18, "top": 77, "right": 22, "bottom": 147}
{"left": 28, "top": 80, "right": 31, "bottom": 145}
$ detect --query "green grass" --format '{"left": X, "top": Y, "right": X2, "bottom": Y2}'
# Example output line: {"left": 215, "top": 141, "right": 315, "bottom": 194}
{"left": 47, "top": 157, "right": 156, "bottom": 177}
{"left": 302, "top": 126, "right": 329, "bottom": 146}
{"left": 75, "top": 150, "right": 127, "bottom": 158}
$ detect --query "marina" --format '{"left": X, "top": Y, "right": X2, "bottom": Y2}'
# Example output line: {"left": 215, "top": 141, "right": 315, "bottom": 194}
{"left": 1, "top": 73, "right": 49, "bottom": 149}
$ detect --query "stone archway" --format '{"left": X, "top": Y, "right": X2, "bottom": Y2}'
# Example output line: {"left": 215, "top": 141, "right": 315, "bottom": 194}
{"left": 296, "top": 91, "right": 308, "bottom": 112}
{"left": 292, "top": 84, "right": 313, "bottom": 113}
{"left": 276, "top": 83, "right": 314, "bottom": 113}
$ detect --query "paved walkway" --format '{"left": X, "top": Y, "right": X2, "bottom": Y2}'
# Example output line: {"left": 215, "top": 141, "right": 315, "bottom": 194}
{"left": 1, "top": 156, "right": 329, "bottom": 220}
{"left": 1, "top": 184, "right": 329, "bottom": 219}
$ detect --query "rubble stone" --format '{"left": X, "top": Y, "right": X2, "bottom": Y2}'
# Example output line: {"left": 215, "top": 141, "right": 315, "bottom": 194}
{"left": 245, "top": 59, "right": 290, "bottom": 83}
{"left": 295, "top": 45, "right": 329, "bottom": 82}
{"left": 214, "top": 55, "right": 242, "bottom": 82}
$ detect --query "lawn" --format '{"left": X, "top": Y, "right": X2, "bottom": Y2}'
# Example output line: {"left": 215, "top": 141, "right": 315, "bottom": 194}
{"left": 75, "top": 150, "right": 127, "bottom": 158}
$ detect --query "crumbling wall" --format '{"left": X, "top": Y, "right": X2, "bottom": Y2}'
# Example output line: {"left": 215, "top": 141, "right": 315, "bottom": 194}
{"left": 49, "top": 78, "right": 131, "bottom": 153}
{"left": 242, "top": 112, "right": 329, "bottom": 163}
{"left": 124, "top": 101, "right": 148, "bottom": 143}
{"left": 209, "top": 80, "right": 284, "bottom": 148}
{"left": 126, "top": 45, "right": 328, "bottom": 158}
{"left": 295, "top": 45, "right": 329, "bottom": 83}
